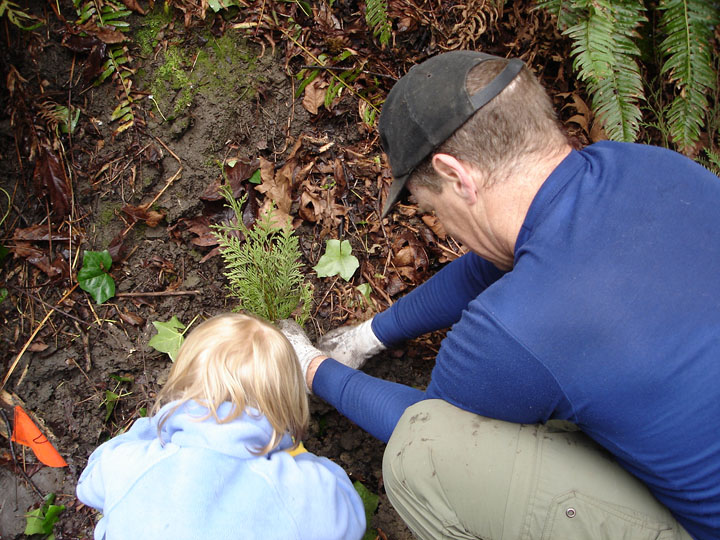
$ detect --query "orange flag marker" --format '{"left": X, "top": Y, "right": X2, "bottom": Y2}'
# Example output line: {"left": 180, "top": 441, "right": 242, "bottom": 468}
{"left": 11, "top": 406, "right": 67, "bottom": 468}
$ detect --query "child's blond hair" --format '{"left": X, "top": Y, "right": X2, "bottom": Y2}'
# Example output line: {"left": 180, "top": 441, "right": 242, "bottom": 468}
{"left": 152, "top": 312, "right": 309, "bottom": 455}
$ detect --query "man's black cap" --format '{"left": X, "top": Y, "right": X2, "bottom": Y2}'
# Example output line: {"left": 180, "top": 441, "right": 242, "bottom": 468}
{"left": 378, "top": 50, "right": 524, "bottom": 218}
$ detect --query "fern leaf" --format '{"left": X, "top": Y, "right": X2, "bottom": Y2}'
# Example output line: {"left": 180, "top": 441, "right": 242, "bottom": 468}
{"left": 658, "top": 0, "right": 720, "bottom": 154}
{"left": 365, "top": 0, "right": 391, "bottom": 46}
{"left": 543, "top": 0, "right": 647, "bottom": 142}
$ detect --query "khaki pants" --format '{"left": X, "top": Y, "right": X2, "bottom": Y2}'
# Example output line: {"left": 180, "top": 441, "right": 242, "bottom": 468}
{"left": 383, "top": 400, "right": 693, "bottom": 540}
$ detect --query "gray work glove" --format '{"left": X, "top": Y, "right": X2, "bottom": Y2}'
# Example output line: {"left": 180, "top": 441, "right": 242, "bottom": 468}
{"left": 277, "top": 319, "right": 324, "bottom": 393}
{"left": 316, "top": 317, "right": 386, "bottom": 370}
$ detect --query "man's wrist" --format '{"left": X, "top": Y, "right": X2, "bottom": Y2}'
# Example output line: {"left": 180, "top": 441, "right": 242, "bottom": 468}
{"left": 306, "top": 355, "right": 328, "bottom": 393}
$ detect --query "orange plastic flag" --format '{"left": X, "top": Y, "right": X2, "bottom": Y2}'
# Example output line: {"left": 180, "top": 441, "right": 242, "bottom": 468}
{"left": 11, "top": 406, "right": 67, "bottom": 468}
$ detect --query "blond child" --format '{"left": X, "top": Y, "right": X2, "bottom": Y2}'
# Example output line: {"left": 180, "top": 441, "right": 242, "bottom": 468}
{"left": 76, "top": 313, "right": 366, "bottom": 540}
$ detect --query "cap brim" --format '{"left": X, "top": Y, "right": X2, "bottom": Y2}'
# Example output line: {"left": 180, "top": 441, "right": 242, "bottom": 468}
{"left": 381, "top": 173, "right": 409, "bottom": 219}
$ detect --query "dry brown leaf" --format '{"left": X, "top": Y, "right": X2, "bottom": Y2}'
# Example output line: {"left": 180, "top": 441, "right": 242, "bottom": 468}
{"left": 255, "top": 157, "right": 292, "bottom": 214}
{"left": 79, "top": 22, "right": 127, "bottom": 44}
{"left": 258, "top": 199, "right": 293, "bottom": 231}
{"left": 302, "top": 79, "right": 328, "bottom": 115}
{"left": 120, "top": 0, "right": 146, "bottom": 14}
{"left": 299, "top": 190, "right": 325, "bottom": 222}
{"left": 118, "top": 310, "right": 145, "bottom": 327}
{"left": 421, "top": 214, "right": 447, "bottom": 240}
{"left": 13, "top": 225, "right": 74, "bottom": 242}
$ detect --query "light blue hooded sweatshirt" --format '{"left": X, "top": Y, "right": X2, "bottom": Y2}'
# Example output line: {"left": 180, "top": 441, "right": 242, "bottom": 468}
{"left": 76, "top": 400, "right": 366, "bottom": 540}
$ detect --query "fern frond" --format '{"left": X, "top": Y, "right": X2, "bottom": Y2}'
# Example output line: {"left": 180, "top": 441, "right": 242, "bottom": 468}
{"left": 561, "top": 0, "right": 647, "bottom": 142}
{"left": 536, "top": 0, "right": 647, "bottom": 141}
{"left": 365, "top": 0, "right": 391, "bottom": 46}
{"left": 0, "top": 0, "right": 44, "bottom": 30}
{"left": 699, "top": 147, "right": 720, "bottom": 175}
{"left": 658, "top": 0, "right": 720, "bottom": 154}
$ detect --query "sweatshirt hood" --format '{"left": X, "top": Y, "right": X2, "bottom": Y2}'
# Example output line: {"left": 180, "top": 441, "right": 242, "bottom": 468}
{"left": 154, "top": 400, "right": 293, "bottom": 458}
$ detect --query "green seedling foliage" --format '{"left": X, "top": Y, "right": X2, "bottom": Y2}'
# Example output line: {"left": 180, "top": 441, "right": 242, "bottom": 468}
{"left": 24, "top": 493, "right": 64, "bottom": 538}
{"left": 103, "top": 376, "right": 133, "bottom": 422}
{"left": 0, "top": 289, "right": 7, "bottom": 303}
{"left": 78, "top": 250, "right": 115, "bottom": 304}
{"left": 148, "top": 316, "right": 186, "bottom": 362}
{"left": 314, "top": 239, "right": 359, "bottom": 282}
{"left": 353, "top": 480, "right": 380, "bottom": 540}
{"left": 212, "top": 185, "right": 313, "bottom": 325}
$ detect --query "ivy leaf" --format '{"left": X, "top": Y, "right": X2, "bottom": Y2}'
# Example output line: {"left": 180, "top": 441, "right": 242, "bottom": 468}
{"left": 313, "top": 239, "right": 359, "bottom": 281}
{"left": 78, "top": 250, "right": 115, "bottom": 304}
{"left": 353, "top": 481, "right": 379, "bottom": 540}
{"left": 24, "top": 493, "right": 64, "bottom": 536}
{"left": 148, "top": 316, "right": 186, "bottom": 361}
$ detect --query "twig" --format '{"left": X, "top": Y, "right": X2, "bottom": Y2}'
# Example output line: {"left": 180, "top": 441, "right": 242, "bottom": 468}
{"left": 313, "top": 276, "right": 340, "bottom": 317}
{"left": 142, "top": 137, "right": 183, "bottom": 209}
{"left": 298, "top": 65, "right": 395, "bottom": 80}
{"left": 116, "top": 290, "right": 200, "bottom": 297}
{"left": 1, "top": 284, "right": 78, "bottom": 393}
{"left": 9, "top": 285, "right": 116, "bottom": 338}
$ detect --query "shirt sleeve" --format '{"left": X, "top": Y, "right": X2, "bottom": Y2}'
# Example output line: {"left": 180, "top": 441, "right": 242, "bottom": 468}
{"left": 426, "top": 299, "right": 569, "bottom": 424}
{"left": 76, "top": 417, "right": 157, "bottom": 510}
{"left": 373, "top": 253, "right": 506, "bottom": 345}
{"left": 313, "top": 359, "right": 425, "bottom": 443}
{"left": 273, "top": 451, "right": 367, "bottom": 540}
{"left": 314, "top": 300, "right": 571, "bottom": 443}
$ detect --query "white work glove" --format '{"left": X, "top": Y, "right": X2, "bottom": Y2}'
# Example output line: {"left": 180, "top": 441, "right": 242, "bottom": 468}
{"left": 316, "top": 317, "right": 386, "bottom": 370}
{"left": 277, "top": 319, "right": 324, "bottom": 393}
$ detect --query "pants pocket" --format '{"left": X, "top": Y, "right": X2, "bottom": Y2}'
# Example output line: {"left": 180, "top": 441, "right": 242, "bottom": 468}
{"left": 541, "top": 491, "right": 675, "bottom": 540}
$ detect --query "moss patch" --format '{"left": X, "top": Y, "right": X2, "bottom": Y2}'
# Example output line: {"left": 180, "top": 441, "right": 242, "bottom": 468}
{"left": 139, "top": 27, "right": 262, "bottom": 121}
{"left": 135, "top": 8, "right": 173, "bottom": 57}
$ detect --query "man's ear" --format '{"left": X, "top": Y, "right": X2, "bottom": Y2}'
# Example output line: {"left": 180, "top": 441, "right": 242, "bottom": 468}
{"left": 431, "top": 153, "right": 478, "bottom": 204}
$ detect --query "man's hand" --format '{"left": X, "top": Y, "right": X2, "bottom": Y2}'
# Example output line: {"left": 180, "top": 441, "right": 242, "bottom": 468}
{"left": 316, "top": 318, "right": 386, "bottom": 370}
{"left": 277, "top": 319, "right": 326, "bottom": 394}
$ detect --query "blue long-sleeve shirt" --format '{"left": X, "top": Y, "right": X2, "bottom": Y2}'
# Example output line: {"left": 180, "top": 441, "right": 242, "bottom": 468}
{"left": 313, "top": 142, "right": 720, "bottom": 540}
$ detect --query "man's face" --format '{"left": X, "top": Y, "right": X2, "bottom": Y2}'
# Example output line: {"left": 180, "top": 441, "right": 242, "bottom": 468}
{"left": 408, "top": 180, "right": 472, "bottom": 248}
{"left": 407, "top": 177, "right": 513, "bottom": 270}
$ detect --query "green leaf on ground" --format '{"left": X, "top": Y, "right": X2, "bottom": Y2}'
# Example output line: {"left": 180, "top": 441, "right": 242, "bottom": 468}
{"left": 78, "top": 250, "right": 115, "bottom": 304}
{"left": 104, "top": 390, "right": 119, "bottom": 422}
{"left": 24, "top": 493, "right": 64, "bottom": 537}
{"left": 313, "top": 239, "right": 359, "bottom": 281}
{"left": 356, "top": 283, "right": 371, "bottom": 302}
{"left": 353, "top": 480, "right": 380, "bottom": 540}
{"left": 148, "top": 316, "right": 186, "bottom": 361}
{"left": 248, "top": 168, "right": 262, "bottom": 184}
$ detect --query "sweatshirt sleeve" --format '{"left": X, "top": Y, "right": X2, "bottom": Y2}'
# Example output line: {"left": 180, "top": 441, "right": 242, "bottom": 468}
{"left": 373, "top": 253, "right": 506, "bottom": 345}
{"left": 270, "top": 451, "right": 367, "bottom": 540}
{"left": 76, "top": 417, "right": 156, "bottom": 510}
